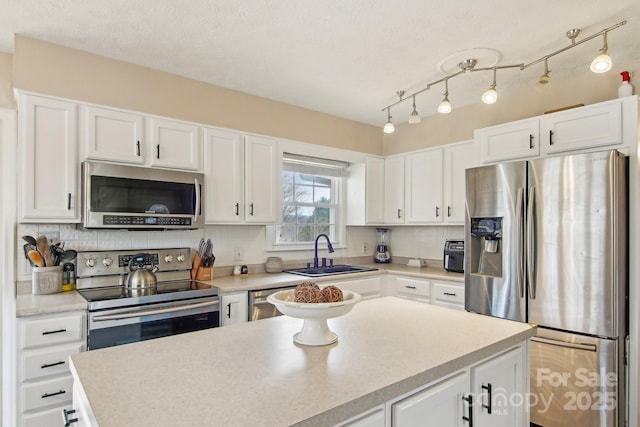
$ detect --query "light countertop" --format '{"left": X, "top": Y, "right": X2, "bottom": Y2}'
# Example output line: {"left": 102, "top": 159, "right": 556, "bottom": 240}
{"left": 16, "top": 264, "right": 463, "bottom": 316}
{"left": 70, "top": 297, "right": 535, "bottom": 427}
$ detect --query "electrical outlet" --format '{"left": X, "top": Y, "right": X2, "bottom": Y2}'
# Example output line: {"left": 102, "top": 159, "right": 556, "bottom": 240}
{"left": 234, "top": 247, "right": 243, "bottom": 262}
{"left": 362, "top": 242, "right": 368, "bottom": 255}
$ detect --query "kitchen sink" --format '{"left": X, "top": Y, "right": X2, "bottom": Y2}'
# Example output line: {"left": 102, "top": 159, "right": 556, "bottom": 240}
{"left": 283, "top": 265, "right": 378, "bottom": 277}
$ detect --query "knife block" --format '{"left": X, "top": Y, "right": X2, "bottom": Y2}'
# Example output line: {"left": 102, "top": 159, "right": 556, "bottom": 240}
{"left": 191, "top": 252, "right": 213, "bottom": 281}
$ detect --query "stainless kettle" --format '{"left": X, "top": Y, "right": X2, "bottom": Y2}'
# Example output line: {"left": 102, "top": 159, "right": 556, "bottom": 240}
{"left": 126, "top": 253, "right": 159, "bottom": 288}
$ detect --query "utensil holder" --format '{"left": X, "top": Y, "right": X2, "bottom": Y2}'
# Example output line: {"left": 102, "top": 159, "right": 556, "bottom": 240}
{"left": 32, "top": 266, "right": 63, "bottom": 295}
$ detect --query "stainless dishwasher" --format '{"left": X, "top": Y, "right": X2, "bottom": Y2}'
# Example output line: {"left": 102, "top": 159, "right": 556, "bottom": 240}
{"left": 248, "top": 286, "right": 295, "bottom": 321}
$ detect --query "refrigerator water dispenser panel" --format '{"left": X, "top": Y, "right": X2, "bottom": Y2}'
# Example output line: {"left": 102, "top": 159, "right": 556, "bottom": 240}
{"left": 469, "top": 217, "right": 503, "bottom": 277}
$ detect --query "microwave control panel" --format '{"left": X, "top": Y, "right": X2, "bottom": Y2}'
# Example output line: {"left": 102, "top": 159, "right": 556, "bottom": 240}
{"left": 103, "top": 215, "right": 192, "bottom": 226}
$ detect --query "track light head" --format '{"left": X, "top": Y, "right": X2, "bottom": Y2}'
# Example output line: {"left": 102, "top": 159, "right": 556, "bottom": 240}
{"left": 482, "top": 68, "right": 498, "bottom": 104}
{"left": 383, "top": 108, "right": 395, "bottom": 134}
{"left": 408, "top": 96, "right": 421, "bottom": 124}
{"left": 591, "top": 33, "right": 612, "bottom": 73}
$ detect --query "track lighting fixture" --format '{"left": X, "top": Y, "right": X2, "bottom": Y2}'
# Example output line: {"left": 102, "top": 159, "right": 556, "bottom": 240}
{"left": 537, "top": 58, "right": 551, "bottom": 86}
{"left": 381, "top": 20, "right": 626, "bottom": 131}
{"left": 408, "top": 96, "right": 421, "bottom": 124}
{"left": 482, "top": 68, "right": 498, "bottom": 104}
{"left": 383, "top": 107, "right": 395, "bottom": 134}
{"left": 438, "top": 79, "right": 452, "bottom": 114}
{"left": 590, "top": 32, "right": 612, "bottom": 73}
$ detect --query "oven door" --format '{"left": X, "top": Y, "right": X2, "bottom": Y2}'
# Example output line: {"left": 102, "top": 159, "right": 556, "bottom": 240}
{"left": 87, "top": 297, "right": 219, "bottom": 350}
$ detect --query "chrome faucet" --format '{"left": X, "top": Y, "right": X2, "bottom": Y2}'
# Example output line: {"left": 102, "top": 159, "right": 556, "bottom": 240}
{"left": 314, "top": 233, "right": 334, "bottom": 268}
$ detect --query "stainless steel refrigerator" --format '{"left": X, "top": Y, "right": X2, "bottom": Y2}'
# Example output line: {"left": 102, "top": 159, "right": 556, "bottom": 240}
{"left": 464, "top": 150, "right": 627, "bottom": 427}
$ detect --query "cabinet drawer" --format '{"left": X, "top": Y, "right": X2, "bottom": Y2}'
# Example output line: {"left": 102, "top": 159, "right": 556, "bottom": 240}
{"left": 22, "top": 375, "right": 73, "bottom": 412}
{"left": 21, "top": 342, "right": 84, "bottom": 381}
{"left": 20, "top": 404, "right": 70, "bottom": 427}
{"left": 432, "top": 282, "right": 464, "bottom": 305}
{"left": 331, "top": 277, "right": 382, "bottom": 299}
{"left": 19, "top": 312, "right": 85, "bottom": 349}
{"left": 394, "top": 277, "right": 431, "bottom": 298}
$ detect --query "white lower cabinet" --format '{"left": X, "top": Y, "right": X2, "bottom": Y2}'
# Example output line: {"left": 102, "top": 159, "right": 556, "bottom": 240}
{"left": 17, "top": 311, "right": 86, "bottom": 427}
{"left": 328, "top": 276, "right": 383, "bottom": 300}
{"left": 389, "top": 275, "right": 431, "bottom": 304}
{"left": 392, "top": 370, "right": 469, "bottom": 426}
{"left": 431, "top": 280, "right": 465, "bottom": 311}
{"left": 390, "top": 344, "right": 527, "bottom": 427}
{"left": 220, "top": 291, "right": 249, "bottom": 326}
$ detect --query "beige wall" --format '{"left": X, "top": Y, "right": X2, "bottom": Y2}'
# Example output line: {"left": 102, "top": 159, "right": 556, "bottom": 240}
{"left": 384, "top": 60, "right": 640, "bottom": 155}
{"left": 12, "top": 36, "right": 382, "bottom": 155}
{"left": 0, "top": 53, "right": 14, "bottom": 109}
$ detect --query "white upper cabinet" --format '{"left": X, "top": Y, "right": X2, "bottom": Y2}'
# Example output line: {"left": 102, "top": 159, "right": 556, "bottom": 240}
{"left": 81, "top": 105, "right": 145, "bottom": 165}
{"left": 19, "top": 94, "right": 79, "bottom": 222}
{"left": 204, "top": 130, "right": 280, "bottom": 224}
{"left": 476, "top": 117, "right": 540, "bottom": 163}
{"left": 365, "top": 157, "right": 385, "bottom": 224}
{"left": 383, "top": 155, "right": 405, "bottom": 224}
{"left": 81, "top": 105, "right": 202, "bottom": 171}
{"left": 405, "top": 149, "right": 444, "bottom": 224}
{"left": 245, "top": 135, "right": 281, "bottom": 223}
{"left": 443, "top": 140, "right": 476, "bottom": 224}
{"left": 148, "top": 117, "right": 202, "bottom": 171}
{"left": 541, "top": 101, "right": 622, "bottom": 155}
{"left": 204, "top": 128, "right": 245, "bottom": 223}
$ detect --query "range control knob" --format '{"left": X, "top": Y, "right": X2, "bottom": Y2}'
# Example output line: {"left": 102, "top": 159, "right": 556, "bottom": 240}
{"left": 85, "top": 258, "right": 96, "bottom": 268}
{"left": 176, "top": 254, "right": 185, "bottom": 263}
{"left": 102, "top": 258, "right": 113, "bottom": 267}
{"left": 164, "top": 255, "right": 174, "bottom": 264}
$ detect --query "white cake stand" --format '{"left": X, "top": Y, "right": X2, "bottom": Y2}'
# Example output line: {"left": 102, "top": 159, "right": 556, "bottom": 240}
{"left": 267, "top": 290, "right": 361, "bottom": 346}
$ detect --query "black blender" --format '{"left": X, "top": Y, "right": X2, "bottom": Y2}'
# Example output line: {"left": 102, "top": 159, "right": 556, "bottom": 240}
{"left": 374, "top": 228, "right": 391, "bottom": 263}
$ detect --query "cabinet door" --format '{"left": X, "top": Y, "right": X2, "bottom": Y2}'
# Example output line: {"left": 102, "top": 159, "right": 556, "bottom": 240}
{"left": 19, "top": 95, "right": 79, "bottom": 221}
{"left": 383, "top": 156, "right": 405, "bottom": 224}
{"left": 245, "top": 135, "right": 280, "bottom": 223}
{"left": 472, "top": 346, "right": 526, "bottom": 427}
{"left": 81, "top": 105, "right": 144, "bottom": 164}
{"left": 405, "top": 149, "right": 443, "bottom": 223}
{"left": 392, "top": 370, "right": 469, "bottom": 427}
{"left": 541, "top": 101, "right": 622, "bottom": 155}
{"left": 149, "top": 117, "right": 202, "bottom": 171}
{"left": 444, "top": 141, "right": 476, "bottom": 224}
{"left": 477, "top": 118, "right": 539, "bottom": 163}
{"left": 365, "top": 157, "right": 385, "bottom": 224}
{"left": 204, "top": 128, "right": 245, "bottom": 223}
{"left": 220, "top": 292, "right": 248, "bottom": 326}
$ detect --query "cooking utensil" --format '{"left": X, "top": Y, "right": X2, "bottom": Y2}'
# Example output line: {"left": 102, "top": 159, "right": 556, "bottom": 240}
{"left": 23, "top": 244, "right": 37, "bottom": 266}
{"left": 36, "top": 235, "right": 54, "bottom": 267}
{"left": 22, "top": 235, "right": 37, "bottom": 246}
{"left": 27, "top": 249, "right": 45, "bottom": 267}
{"left": 126, "top": 253, "right": 159, "bottom": 288}
{"left": 60, "top": 249, "right": 77, "bottom": 262}
{"left": 50, "top": 244, "right": 65, "bottom": 266}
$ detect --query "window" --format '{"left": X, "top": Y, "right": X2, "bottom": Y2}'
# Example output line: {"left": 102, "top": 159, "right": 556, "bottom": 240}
{"left": 272, "top": 153, "right": 348, "bottom": 248}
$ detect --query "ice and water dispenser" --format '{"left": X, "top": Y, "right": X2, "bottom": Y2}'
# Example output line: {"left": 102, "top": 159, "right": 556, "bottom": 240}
{"left": 469, "top": 217, "right": 503, "bottom": 277}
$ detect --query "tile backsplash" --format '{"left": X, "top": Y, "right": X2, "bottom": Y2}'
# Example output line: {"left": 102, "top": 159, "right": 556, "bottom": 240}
{"left": 16, "top": 223, "right": 463, "bottom": 281}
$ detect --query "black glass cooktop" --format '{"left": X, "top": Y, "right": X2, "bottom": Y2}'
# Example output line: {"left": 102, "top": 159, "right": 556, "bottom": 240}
{"left": 78, "top": 280, "right": 218, "bottom": 311}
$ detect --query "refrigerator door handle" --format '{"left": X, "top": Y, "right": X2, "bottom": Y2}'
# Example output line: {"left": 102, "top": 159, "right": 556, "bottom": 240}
{"left": 526, "top": 187, "right": 536, "bottom": 299}
{"left": 516, "top": 188, "right": 525, "bottom": 298}
{"left": 531, "top": 336, "right": 597, "bottom": 352}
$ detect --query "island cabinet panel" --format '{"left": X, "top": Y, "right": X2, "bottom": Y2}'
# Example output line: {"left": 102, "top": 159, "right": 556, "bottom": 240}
{"left": 471, "top": 345, "right": 527, "bottom": 426}
{"left": 336, "top": 404, "right": 385, "bottom": 427}
{"left": 391, "top": 370, "right": 469, "bottom": 426}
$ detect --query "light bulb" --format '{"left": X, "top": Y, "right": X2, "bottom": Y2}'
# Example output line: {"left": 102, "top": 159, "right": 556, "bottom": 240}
{"left": 383, "top": 121, "right": 395, "bottom": 134}
{"left": 408, "top": 110, "right": 421, "bottom": 124}
{"left": 438, "top": 98, "right": 451, "bottom": 114}
{"left": 482, "top": 87, "right": 497, "bottom": 104}
{"left": 590, "top": 52, "right": 612, "bottom": 73}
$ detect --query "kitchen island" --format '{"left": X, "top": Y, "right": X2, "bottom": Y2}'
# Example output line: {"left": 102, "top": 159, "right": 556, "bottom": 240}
{"left": 69, "top": 297, "right": 535, "bottom": 426}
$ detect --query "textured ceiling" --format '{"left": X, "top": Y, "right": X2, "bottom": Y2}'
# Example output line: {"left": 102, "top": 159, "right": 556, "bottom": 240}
{"left": 1, "top": 0, "right": 639, "bottom": 126}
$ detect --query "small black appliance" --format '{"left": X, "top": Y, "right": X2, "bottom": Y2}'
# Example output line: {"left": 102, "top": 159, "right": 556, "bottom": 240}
{"left": 443, "top": 240, "right": 464, "bottom": 273}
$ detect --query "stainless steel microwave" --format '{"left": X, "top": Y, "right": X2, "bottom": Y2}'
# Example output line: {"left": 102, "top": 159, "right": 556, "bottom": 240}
{"left": 81, "top": 161, "right": 204, "bottom": 229}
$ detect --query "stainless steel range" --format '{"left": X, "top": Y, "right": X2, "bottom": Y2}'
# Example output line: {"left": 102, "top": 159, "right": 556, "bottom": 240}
{"left": 76, "top": 248, "right": 219, "bottom": 350}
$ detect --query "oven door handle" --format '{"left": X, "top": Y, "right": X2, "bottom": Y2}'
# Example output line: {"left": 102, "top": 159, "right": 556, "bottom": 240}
{"left": 92, "top": 300, "right": 218, "bottom": 321}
